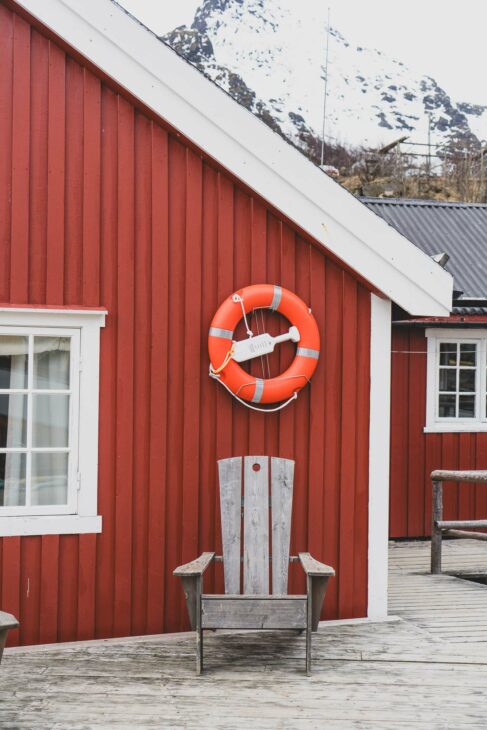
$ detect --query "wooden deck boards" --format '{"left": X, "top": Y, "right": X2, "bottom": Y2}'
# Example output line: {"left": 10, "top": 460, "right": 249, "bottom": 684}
{"left": 2, "top": 540, "right": 487, "bottom": 728}
{"left": 389, "top": 538, "right": 487, "bottom": 648}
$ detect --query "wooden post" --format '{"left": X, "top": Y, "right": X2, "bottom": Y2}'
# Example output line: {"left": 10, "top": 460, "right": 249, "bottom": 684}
{"left": 306, "top": 576, "right": 312, "bottom": 676}
{"left": 195, "top": 575, "right": 203, "bottom": 675}
{"left": 431, "top": 480, "right": 443, "bottom": 574}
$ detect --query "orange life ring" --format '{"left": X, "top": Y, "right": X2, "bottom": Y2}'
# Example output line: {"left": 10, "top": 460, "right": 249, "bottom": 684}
{"left": 208, "top": 284, "right": 320, "bottom": 405}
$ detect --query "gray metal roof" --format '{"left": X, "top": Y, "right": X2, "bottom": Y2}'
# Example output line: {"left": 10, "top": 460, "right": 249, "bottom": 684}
{"left": 361, "top": 198, "right": 487, "bottom": 298}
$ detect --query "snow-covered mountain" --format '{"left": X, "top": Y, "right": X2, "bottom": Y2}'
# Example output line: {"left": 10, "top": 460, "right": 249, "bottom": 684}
{"left": 163, "top": 0, "right": 487, "bottom": 157}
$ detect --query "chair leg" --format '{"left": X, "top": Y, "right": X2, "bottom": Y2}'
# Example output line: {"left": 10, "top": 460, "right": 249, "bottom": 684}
{"left": 306, "top": 576, "right": 312, "bottom": 675}
{"left": 305, "top": 623, "right": 312, "bottom": 676}
{"left": 195, "top": 576, "right": 203, "bottom": 675}
{"left": 196, "top": 626, "right": 203, "bottom": 675}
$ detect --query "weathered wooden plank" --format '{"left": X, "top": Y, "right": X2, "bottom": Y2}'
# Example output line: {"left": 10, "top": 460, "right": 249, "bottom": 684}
{"left": 298, "top": 553, "right": 334, "bottom": 632}
{"left": 306, "top": 576, "right": 312, "bottom": 675}
{"left": 243, "top": 456, "right": 269, "bottom": 595}
{"left": 180, "top": 576, "right": 198, "bottom": 631}
{"left": 431, "top": 480, "right": 443, "bottom": 574}
{"left": 431, "top": 469, "right": 487, "bottom": 483}
{"left": 201, "top": 594, "right": 307, "bottom": 599}
{"left": 270, "top": 457, "right": 294, "bottom": 595}
{"left": 201, "top": 597, "right": 307, "bottom": 629}
{"left": 299, "top": 552, "right": 335, "bottom": 576}
{"left": 218, "top": 457, "right": 242, "bottom": 594}
{"left": 195, "top": 575, "right": 203, "bottom": 675}
{"left": 310, "top": 576, "right": 331, "bottom": 632}
{"left": 390, "top": 538, "right": 487, "bottom": 656}
{"left": 437, "top": 520, "right": 487, "bottom": 529}
{"left": 444, "top": 529, "right": 487, "bottom": 540}
{"left": 0, "top": 611, "right": 18, "bottom": 629}
{"left": 173, "top": 552, "right": 215, "bottom": 576}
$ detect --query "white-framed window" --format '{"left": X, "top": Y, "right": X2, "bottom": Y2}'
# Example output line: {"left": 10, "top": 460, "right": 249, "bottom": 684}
{"left": 425, "top": 328, "right": 487, "bottom": 432}
{"left": 0, "top": 308, "right": 106, "bottom": 536}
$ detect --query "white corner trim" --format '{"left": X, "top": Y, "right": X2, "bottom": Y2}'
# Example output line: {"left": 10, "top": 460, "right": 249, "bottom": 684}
{"left": 0, "top": 515, "right": 102, "bottom": 537}
{"left": 13, "top": 0, "right": 452, "bottom": 316}
{"left": 368, "top": 294, "right": 392, "bottom": 619}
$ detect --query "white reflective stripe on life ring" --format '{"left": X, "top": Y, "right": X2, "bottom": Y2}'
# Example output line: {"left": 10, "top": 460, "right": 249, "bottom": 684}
{"left": 209, "top": 326, "right": 233, "bottom": 340}
{"left": 252, "top": 378, "right": 264, "bottom": 403}
{"left": 296, "top": 347, "right": 319, "bottom": 359}
{"left": 270, "top": 285, "right": 282, "bottom": 310}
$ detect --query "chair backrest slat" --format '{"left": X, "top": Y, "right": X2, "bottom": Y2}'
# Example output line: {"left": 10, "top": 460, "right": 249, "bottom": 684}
{"left": 218, "top": 457, "right": 242, "bottom": 594}
{"left": 217, "top": 455, "right": 295, "bottom": 596}
{"left": 271, "top": 457, "right": 294, "bottom": 594}
{"left": 243, "top": 456, "right": 269, "bottom": 594}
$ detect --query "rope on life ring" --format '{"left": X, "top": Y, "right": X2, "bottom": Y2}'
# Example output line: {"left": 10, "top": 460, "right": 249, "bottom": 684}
{"left": 208, "top": 284, "right": 320, "bottom": 412}
{"left": 209, "top": 370, "right": 298, "bottom": 413}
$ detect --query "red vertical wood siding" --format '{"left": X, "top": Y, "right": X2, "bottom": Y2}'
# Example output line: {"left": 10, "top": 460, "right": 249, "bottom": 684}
{"left": 390, "top": 326, "right": 487, "bottom": 538}
{"left": 0, "top": 5, "right": 372, "bottom": 646}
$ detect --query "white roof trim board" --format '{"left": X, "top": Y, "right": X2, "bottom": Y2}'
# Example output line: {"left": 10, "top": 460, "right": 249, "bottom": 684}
{"left": 16, "top": 0, "right": 452, "bottom": 316}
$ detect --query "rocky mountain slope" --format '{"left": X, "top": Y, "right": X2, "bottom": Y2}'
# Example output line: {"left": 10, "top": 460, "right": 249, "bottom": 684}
{"left": 163, "top": 0, "right": 487, "bottom": 161}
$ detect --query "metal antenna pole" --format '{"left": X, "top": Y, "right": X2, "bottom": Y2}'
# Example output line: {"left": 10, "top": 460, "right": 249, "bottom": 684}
{"left": 481, "top": 148, "right": 485, "bottom": 202}
{"left": 320, "top": 7, "right": 331, "bottom": 167}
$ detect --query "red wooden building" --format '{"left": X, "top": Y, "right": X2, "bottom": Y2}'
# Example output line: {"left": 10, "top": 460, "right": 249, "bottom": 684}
{"left": 363, "top": 198, "right": 487, "bottom": 539}
{"left": 0, "top": 0, "right": 451, "bottom": 647}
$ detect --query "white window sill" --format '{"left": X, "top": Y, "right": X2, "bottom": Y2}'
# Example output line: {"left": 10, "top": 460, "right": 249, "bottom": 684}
{"left": 0, "top": 514, "right": 102, "bottom": 537}
{"left": 424, "top": 424, "right": 487, "bottom": 433}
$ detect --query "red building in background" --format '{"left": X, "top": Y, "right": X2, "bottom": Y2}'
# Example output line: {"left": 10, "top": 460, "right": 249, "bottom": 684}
{"left": 364, "top": 198, "right": 487, "bottom": 539}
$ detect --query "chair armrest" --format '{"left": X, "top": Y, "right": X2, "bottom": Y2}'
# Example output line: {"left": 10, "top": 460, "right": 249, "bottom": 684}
{"left": 298, "top": 552, "right": 335, "bottom": 577}
{"left": 0, "top": 611, "right": 19, "bottom": 630}
{"left": 173, "top": 552, "right": 215, "bottom": 577}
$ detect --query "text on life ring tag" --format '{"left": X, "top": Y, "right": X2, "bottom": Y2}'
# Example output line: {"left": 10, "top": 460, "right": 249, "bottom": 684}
{"left": 232, "top": 326, "right": 300, "bottom": 363}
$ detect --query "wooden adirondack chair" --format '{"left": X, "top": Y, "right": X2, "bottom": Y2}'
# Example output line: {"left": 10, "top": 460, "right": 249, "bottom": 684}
{"left": 174, "top": 456, "right": 335, "bottom": 675}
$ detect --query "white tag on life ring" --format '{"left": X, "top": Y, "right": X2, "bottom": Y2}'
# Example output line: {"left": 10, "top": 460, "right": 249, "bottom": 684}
{"left": 232, "top": 326, "right": 300, "bottom": 363}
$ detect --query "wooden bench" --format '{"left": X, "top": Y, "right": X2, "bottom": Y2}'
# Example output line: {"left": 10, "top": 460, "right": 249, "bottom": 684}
{"left": 0, "top": 611, "right": 19, "bottom": 663}
{"left": 174, "top": 456, "right": 335, "bottom": 675}
{"left": 431, "top": 469, "right": 487, "bottom": 574}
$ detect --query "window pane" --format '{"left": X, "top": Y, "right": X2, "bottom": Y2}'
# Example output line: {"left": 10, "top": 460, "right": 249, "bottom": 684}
{"left": 439, "top": 369, "right": 456, "bottom": 392}
{"left": 0, "top": 394, "right": 27, "bottom": 448}
{"left": 31, "top": 452, "right": 68, "bottom": 505}
{"left": 459, "top": 369, "right": 476, "bottom": 393}
{"left": 439, "top": 394, "right": 456, "bottom": 417}
{"left": 459, "top": 395, "right": 475, "bottom": 418}
{"left": 33, "top": 337, "right": 70, "bottom": 390}
{"left": 0, "top": 336, "right": 28, "bottom": 389}
{"left": 32, "top": 395, "right": 69, "bottom": 447}
{"left": 0, "top": 452, "right": 26, "bottom": 506}
{"left": 439, "top": 343, "right": 457, "bottom": 366}
{"left": 459, "top": 343, "right": 476, "bottom": 367}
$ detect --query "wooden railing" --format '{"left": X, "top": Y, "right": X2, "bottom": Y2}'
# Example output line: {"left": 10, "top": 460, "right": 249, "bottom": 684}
{"left": 431, "top": 470, "right": 487, "bottom": 574}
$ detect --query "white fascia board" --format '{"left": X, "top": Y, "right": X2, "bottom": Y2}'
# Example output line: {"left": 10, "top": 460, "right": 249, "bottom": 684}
{"left": 368, "top": 294, "right": 391, "bottom": 619}
{"left": 15, "top": 0, "right": 452, "bottom": 316}
{"left": 0, "top": 307, "right": 107, "bottom": 327}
